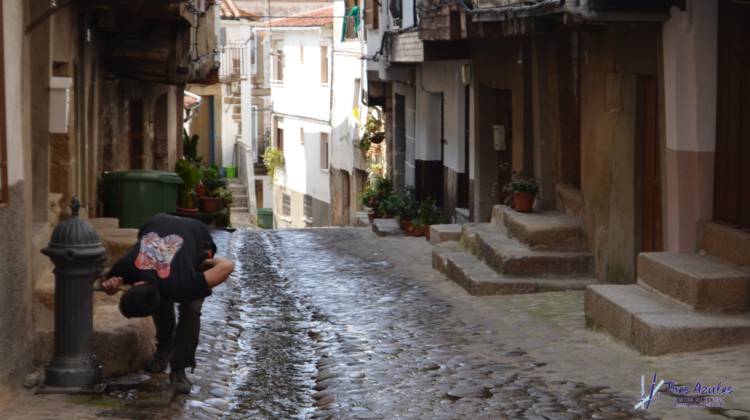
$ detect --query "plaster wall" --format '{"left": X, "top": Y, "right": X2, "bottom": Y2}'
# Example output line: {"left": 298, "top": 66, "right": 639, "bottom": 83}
{"left": 273, "top": 183, "right": 332, "bottom": 228}
{"left": 271, "top": 30, "right": 332, "bottom": 123}
{"left": 578, "top": 24, "right": 662, "bottom": 283}
{"left": 275, "top": 118, "right": 331, "bottom": 204}
{"left": 421, "top": 60, "right": 469, "bottom": 173}
{"left": 0, "top": 0, "right": 32, "bottom": 397}
{"left": 662, "top": 1, "right": 718, "bottom": 252}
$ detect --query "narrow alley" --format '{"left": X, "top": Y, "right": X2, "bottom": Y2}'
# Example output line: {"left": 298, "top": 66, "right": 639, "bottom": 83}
{"left": 7, "top": 227, "right": 749, "bottom": 420}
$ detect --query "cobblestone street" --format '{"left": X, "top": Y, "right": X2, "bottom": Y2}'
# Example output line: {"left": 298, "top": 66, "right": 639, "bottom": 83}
{"left": 4, "top": 227, "right": 750, "bottom": 420}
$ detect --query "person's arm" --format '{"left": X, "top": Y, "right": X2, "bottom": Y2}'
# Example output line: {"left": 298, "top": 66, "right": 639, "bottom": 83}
{"left": 201, "top": 258, "right": 235, "bottom": 288}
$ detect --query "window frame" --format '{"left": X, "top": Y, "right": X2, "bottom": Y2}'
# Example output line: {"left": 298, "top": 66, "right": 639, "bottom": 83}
{"left": 282, "top": 193, "right": 291, "bottom": 217}
{"left": 304, "top": 194, "right": 313, "bottom": 219}
{"left": 320, "top": 132, "right": 329, "bottom": 170}
{"left": 273, "top": 39, "right": 285, "bottom": 84}
{"left": 320, "top": 46, "right": 329, "bottom": 85}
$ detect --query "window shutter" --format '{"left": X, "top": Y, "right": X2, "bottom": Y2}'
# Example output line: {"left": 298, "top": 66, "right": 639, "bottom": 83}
{"left": 364, "top": 0, "right": 378, "bottom": 30}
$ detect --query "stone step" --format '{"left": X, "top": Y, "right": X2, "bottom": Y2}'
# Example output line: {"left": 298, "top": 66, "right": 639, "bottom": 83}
{"left": 638, "top": 252, "right": 750, "bottom": 311}
{"left": 585, "top": 285, "right": 750, "bottom": 356}
{"left": 433, "top": 242, "right": 599, "bottom": 297}
{"left": 227, "top": 184, "right": 246, "bottom": 195}
{"left": 497, "top": 206, "right": 587, "bottom": 251}
{"left": 429, "top": 224, "right": 462, "bottom": 245}
{"left": 231, "top": 206, "right": 249, "bottom": 213}
{"left": 372, "top": 218, "right": 403, "bottom": 237}
{"left": 462, "top": 224, "right": 593, "bottom": 278}
{"left": 99, "top": 228, "right": 139, "bottom": 267}
{"left": 700, "top": 221, "right": 750, "bottom": 269}
{"left": 90, "top": 217, "right": 119, "bottom": 230}
{"left": 227, "top": 178, "right": 244, "bottom": 185}
{"left": 232, "top": 194, "right": 248, "bottom": 208}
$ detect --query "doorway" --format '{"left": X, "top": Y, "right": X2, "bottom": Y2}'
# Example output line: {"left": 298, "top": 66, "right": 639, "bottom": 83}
{"left": 457, "top": 85, "right": 470, "bottom": 209}
{"left": 641, "top": 76, "right": 664, "bottom": 252}
{"left": 189, "top": 95, "right": 215, "bottom": 165}
{"left": 495, "top": 89, "right": 513, "bottom": 206}
{"left": 714, "top": 0, "right": 750, "bottom": 231}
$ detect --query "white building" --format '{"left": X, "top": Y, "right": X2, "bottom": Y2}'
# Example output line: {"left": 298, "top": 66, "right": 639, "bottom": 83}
{"left": 267, "top": 7, "right": 336, "bottom": 228}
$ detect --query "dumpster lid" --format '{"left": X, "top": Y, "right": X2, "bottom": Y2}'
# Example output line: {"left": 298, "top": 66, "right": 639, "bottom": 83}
{"left": 103, "top": 170, "right": 183, "bottom": 184}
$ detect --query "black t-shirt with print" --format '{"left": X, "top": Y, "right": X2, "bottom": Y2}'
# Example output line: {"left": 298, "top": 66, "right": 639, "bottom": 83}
{"left": 106, "top": 213, "right": 217, "bottom": 303}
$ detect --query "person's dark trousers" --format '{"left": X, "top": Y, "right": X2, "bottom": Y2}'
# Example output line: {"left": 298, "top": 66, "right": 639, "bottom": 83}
{"left": 151, "top": 297, "right": 204, "bottom": 371}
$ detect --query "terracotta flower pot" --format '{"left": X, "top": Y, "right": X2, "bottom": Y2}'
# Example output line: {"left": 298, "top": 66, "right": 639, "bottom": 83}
{"left": 424, "top": 225, "right": 432, "bottom": 241}
{"left": 412, "top": 225, "right": 425, "bottom": 237}
{"left": 367, "top": 212, "right": 376, "bottom": 222}
{"left": 176, "top": 206, "right": 198, "bottom": 216}
{"left": 222, "top": 200, "right": 229, "bottom": 208}
{"left": 514, "top": 192, "right": 534, "bottom": 213}
{"left": 386, "top": 213, "right": 394, "bottom": 219}
{"left": 195, "top": 184, "right": 207, "bottom": 197}
{"left": 201, "top": 196, "right": 219, "bottom": 213}
{"left": 402, "top": 220, "right": 413, "bottom": 236}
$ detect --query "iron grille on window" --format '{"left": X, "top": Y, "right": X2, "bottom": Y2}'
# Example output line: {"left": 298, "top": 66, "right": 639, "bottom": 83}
{"left": 282, "top": 193, "right": 291, "bottom": 217}
{"left": 304, "top": 194, "right": 313, "bottom": 219}
{"left": 220, "top": 44, "right": 247, "bottom": 81}
{"left": 253, "top": 139, "right": 270, "bottom": 164}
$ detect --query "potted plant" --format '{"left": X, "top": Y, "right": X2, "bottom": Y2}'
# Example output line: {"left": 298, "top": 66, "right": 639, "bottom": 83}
{"left": 411, "top": 217, "right": 425, "bottom": 237}
{"left": 503, "top": 171, "right": 540, "bottom": 213}
{"left": 200, "top": 165, "right": 228, "bottom": 213}
{"left": 361, "top": 114, "right": 385, "bottom": 145}
{"left": 361, "top": 184, "right": 378, "bottom": 221}
{"left": 219, "top": 188, "right": 234, "bottom": 208}
{"left": 418, "top": 198, "right": 443, "bottom": 241}
{"left": 398, "top": 186, "right": 419, "bottom": 236}
{"left": 381, "top": 194, "right": 401, "bottom": 219}
{"left": 183, "top": 128, "right": 203, "bottom": 166}
{"left": 175, "top": 158, "right": 202, "bottom": 215}
{"left": 262, "top": 147, "right": 285, "bottom": 186}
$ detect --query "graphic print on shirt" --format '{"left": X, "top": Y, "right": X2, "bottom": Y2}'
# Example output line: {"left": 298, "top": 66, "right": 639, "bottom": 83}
{"left": 135, "top": 232, "right": 184, "bottom": 278}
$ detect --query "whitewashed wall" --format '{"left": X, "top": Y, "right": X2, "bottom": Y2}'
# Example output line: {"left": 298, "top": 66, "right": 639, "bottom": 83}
{"left": 271, "top": 27, "right": 332, "bottom": 205}
{"left": 330, "top": 0, "right": 363, "bottom": 175}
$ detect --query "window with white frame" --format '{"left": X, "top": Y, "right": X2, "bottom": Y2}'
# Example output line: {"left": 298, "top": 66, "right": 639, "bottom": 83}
{"left": 321, "top": 46, "right": 329, "bottom": 84}
{"left": 250, "top": 31, "right": 258, "bottom": 75}
{"left": 282, "top": 193, "right": 291, "bottom": 217}
{"left": 320, "top": 133, "right": 329, "bottom": 170}
{"left": 274, "top": 40, "right": 284, "bottom": 82}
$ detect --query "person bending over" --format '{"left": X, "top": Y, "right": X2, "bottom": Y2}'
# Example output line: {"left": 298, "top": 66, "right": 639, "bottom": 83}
{"left": 101, "top": 213, "right": 234, "bottom": 393}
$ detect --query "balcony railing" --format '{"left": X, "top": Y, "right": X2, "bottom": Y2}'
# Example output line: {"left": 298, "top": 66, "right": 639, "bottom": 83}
{"left": 219, "top": 43, "right": 247, "bottom": 81}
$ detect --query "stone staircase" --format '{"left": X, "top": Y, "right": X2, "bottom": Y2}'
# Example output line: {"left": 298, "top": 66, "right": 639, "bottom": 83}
{"left": 228, "top": 178, "right": 248, "bottom": 213}
{"left": 585, "top": 221, "right": 750, "bottom": 356}
{"left": 433, "top": 205, "right": 600, "bottom": 297}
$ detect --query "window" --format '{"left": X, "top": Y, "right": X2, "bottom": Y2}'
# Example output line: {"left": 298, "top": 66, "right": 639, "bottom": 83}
{"left": 364, "top": 0, "right": 379, "bottom": 30}
{"left": 300, "top": 44, "right": 304, "bottom": 63}
{"left": 304, "top": 194, "right": 313, "bottom": 219}
{"left": 276, "top": 118, "right": 284, "bottom": 152}
{"left": 274, "top": 40, "right": 284, "bottom": 82}
{"left": 250, "top": 31, "right": 257, "bottom": 75}
{"left": 320, "top": 133, "right": 329, "bottom": 170}
{"left": 321, "top": 46, "right": 329, "bottom": 84}
{"left": 300, "top": 127, "right": 305, "bottom": 144}
{"left": 282, "top": 193, "right": 291, "bottom": 217}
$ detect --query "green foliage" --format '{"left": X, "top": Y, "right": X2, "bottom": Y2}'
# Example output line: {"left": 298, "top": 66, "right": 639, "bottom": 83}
{"left": 202, "top": 165, "right": 228, "bottom": 193}
{"left": 217, "top": 188, "right": 233, "bottom": 204}
{"left": 175, "top": 158, "right": 202, "bottom": 209}
{"left": 373, "top": 174, "right": 394, "bottom": 193}
{"left": 361, "top": 114, "right": 384, "bottom": 146}
{"left": 502, "top": 171, "right": 541, "bottom": 198}
{"left": 417, "top": 198, "right": 443, "bottom": 225}
{"left": 183, "top": 128, "right": 203, "bottom": 165}
{"left": 262, "top": 147, "right": 285, "bottom": 186}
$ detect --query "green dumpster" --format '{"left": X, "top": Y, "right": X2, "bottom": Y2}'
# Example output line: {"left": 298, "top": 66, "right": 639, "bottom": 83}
{"left": 257, "top": 208, "right": 273, "bottom": 229}
{"left": 103, "top": 170, "right": 183, "bottom": 229}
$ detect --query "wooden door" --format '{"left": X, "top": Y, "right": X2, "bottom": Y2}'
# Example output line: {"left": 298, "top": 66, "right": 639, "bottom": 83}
{"left": 129, "top": 99, "right": 144, "bottom": 170}
{"left": 495, "top": 89, "right": 513, "bottom": 205}
{"left": 189, "top": 95, "right": 212, "bottom": 163}
{"left": 714, "top": 0, "right": 750, "bottom": 231}
{"left": 642, "top": 76, "right": 664, "bottom": 252}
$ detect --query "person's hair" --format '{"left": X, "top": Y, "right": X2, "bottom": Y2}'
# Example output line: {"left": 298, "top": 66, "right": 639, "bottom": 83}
{"left": 119, "top": 281, "right": 161, "bottom": 318}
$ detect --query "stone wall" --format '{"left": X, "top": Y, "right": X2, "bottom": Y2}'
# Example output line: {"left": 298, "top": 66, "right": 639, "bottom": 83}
{"left": 578, "top": 24, "right": 662, "bottom": 283}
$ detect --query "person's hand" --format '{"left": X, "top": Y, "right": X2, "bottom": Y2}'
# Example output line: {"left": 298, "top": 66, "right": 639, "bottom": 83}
{"left": 102, "top": 277, "right": 124, "bottom": 296}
